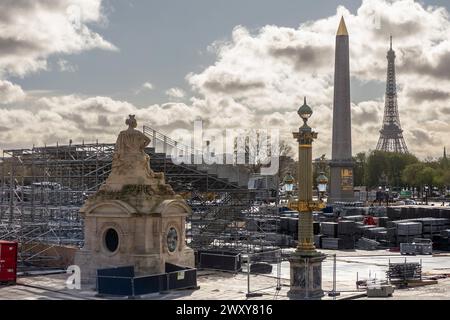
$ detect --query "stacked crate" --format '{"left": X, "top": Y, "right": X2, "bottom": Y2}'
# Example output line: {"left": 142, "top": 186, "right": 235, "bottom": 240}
{"left": 279, "top": 217, "right": 290, "bottom": 235}
{"left": 318, "top": 221, "right": 355, "bottom": 250}
{"left": 288, "top": 217, "right": 298, "bottom": 239}
{"left": 434, "top": 229, "right": 450, "bottom": 251}
{"left": 314, "top": 234, "right": 323, "bottom": 248}
{"left": 317, "top": 222, "right": 337, "bottom": 249}
{"left": 356, "top": 237, "right": 380, "bottom": 250}
{"left": 440, "top": 208, "right": 450, "bottom": 219}
{"left": 378, "top": 217, "right": 389, "bottom": 228}
{"left": 357, "top": 225, "right": 377, "bottom": 238}
{"left": 387, "top": 207, "right": 402, "bottom": 220}
{"left": 342, "top": 215, "right": 365, "bottom": 222}
{"left": 313, "top": 222, "right": 321, "bottom": 235}
{"left": 322, "top": 238, "right": 343, "bottom": 250}
{"left": 396, "top": 222, "right": 422, "bottom": 244}
{"left": 321, "top": 222, "right": 338, "bottom": 238}
{"left": 337, "top": 220, "right": 355, "bottom": 249}
{"left": 413, "top": 218, "right": 449, "bottom": 239}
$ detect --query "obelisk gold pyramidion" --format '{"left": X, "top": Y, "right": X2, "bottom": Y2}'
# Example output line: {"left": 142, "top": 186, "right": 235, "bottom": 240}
{"left": 336, "top": 16, "right": 348, "bottom": 36}
{"left": 288, "top": 98, "right": 326, "bottom": 300}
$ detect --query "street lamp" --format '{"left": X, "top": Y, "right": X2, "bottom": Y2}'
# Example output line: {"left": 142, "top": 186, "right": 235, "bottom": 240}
{"left": 283, "top": 172, "right": 295, "bottom": 195}
{"left": 385, "top": 187, "right": 390, "bottom": 207}
{"left": 424, "top": 185, "right": 429, "bottom": 205}
{"left": 288, "top": 97, "right": 326, "bottom": 300}
{"left": 316, "top": 172, "right": 328, "bottom": 203}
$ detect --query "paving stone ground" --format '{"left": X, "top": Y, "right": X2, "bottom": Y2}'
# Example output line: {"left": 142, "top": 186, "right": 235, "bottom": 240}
{"left": 1, "top": 249, "right": 449, "bottom": 300}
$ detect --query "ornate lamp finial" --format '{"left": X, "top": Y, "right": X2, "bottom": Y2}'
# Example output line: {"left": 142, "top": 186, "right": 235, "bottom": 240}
{"left": 298, "top": 97, "right": 313, "bottom": 125}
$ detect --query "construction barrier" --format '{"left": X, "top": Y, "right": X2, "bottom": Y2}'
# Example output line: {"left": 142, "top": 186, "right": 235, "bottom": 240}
{"left": 96, "top": 263, "right": 197, "bottom": 297}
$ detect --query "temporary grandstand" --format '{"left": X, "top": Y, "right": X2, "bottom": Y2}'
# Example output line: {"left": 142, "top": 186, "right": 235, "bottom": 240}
{"left": 0, "top": 125, "right": 279, "bottom": 267}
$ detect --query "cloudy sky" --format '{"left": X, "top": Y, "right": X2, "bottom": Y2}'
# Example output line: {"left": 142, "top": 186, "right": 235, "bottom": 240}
{"left": 1, "top": 0, "right": 450, "bottom": 160}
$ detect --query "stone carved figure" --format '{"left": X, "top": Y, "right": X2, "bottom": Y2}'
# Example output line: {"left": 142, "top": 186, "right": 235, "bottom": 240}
{"left": 111, "top": 115, "right": 153, "bottom": 178}
{"left": 98, "top": 115, "right": 175, "bottom": 195}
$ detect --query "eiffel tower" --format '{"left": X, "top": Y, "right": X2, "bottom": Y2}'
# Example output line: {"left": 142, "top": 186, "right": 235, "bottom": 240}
{"left": 376, "top": 36, "right": 409, "bottom": 153}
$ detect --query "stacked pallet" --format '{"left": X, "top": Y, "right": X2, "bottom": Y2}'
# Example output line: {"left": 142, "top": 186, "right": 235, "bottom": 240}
{"left": 386, "top": 221, "right": 396, "bottom": 228}
{"left": 322, "top": 238, "right": 343, "bottom": 250}
{"left": 314, "top": 234, "right": 323, "bottom": 248}
{"left": 378, "top": 217, "right": 389, "bottom": 228}
{"left": 344, "top": 207, "right": 367, "bottom": 216}
{"left": 342, "top": 215, "right": 365, "bottom": 222}
{"left": 317, "top": 221, "right": 355, "bottom": 250}
{"left": 433, "top": 228, "right": 450, "bottom": 251}
{"left": 288, "top": 217, "right": 298, "bottom": 235}
{"left": 387, "top": 207, "right": 402, "bottom": 220}
{"left": 396, "top": 222, "right": 422, "bottom": 235}
{"left": 356, "top": 237, "right": 380, "bottom": 250}
{"left": 401, "top": 207, "right": 411, "bottom": 219}
{"left": 340, "top": 236, "right": 355, "bottom": 249}
{"left": 321, "top": 222, "right": 338, "bottom": 237}
{"left": 368, "top": 206, "right": 386, "bottom": 217}
{"left": 367, "top": 227, "right": 386, "bottom": 237}
{"left": 338, "top": 220, "right": 355, "bottom": 235}
{"left": 279, "top": 217, "right": 289, "bottom": 234}
{"left": 441, "top": 229, "right": 450, "bottom": 237}
{"left": 413, "top": 218, "right": 449, "bottom": 234}
{"left": 390, "top": 206, "right": 450, "bottom": 220}
{"left": 313, "top": 222, "right": 321, "bottom": 235}
{"left": 433, "top": 235, "right": 450, "bottom": 251}
{"left": 366, "top": 227, "right": 393, "bottom": 244}
{"left": 440, "top": 209, "right": 450, "bottom": 219}
{"left": 358, "top": 225, "right": 377, "bottom": 238}
{"left": 396, "top": 222, "right": 422, "bottom": 244}
{"left": 386, "top": 262, "right": 421, "bottom": 281}
{"left": 337, "top": 220, "right": 356, "bottom": 249}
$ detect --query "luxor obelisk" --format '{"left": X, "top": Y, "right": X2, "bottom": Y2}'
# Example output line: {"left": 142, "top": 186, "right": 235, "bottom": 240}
{"left": 329, "top": 17, "right": 354, "bottom": 203}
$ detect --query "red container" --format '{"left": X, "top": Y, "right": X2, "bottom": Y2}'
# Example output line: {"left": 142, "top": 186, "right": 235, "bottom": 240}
{"left": 0, "top": 241, "right": 18, "bottom": 283}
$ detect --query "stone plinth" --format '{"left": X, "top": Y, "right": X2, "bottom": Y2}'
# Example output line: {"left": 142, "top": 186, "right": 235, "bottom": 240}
{"left": 75, "top": 196, "right": 195, "bottom": 284}
{"left": 288, "top": 251, "right": 326, "bottom": 300}
{"left": 329, "top": 162, "right": 355, "bottom": 203}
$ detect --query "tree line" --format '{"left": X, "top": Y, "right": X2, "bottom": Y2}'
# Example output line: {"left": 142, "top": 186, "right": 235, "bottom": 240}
{"left": 353, "top": 150, "right": 450, "bottom": 194}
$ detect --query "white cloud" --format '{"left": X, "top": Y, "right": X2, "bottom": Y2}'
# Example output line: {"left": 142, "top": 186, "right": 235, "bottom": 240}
{"left": 0, "top": 0, "right": 116, "bottom": 77}
{"left": 1, "top": 0, "right": 450, "bottom": 161}
{"left": 134, "top": 82, "right": 155, "bottom": 95}
{"left": 57, "top": 59, "right": 78, "bottom": 72}
{"left": 0, "top": 80, "right": 26, "bottom": 104}
{"left": 184, "top": 0, "right": 450, "bottom": 159}
{"left": 142, "top": 82, "right": 154, "bottom": 90}
{"left": 166, "top": 87, "right": 186, "bottom": 99}
{"left": 0, "top": 93, "right": 205, "bottom": 151}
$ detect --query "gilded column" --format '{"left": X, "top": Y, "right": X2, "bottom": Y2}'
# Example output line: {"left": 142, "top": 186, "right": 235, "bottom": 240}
{"left": 288, "top": 97, "right": 326, "bottom": 300}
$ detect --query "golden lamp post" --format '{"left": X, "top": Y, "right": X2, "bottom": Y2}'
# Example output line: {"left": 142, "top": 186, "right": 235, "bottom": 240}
{"left": 287, "top": 97, "right": 326, "bottom": 300}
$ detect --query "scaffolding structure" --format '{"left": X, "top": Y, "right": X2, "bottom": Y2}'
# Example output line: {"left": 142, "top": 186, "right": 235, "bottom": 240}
{"left": 0, "top": 125, "right": 279, "bottom": 267}
{"left": 0, "top": 143, "right": 114, "bottom": 265}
